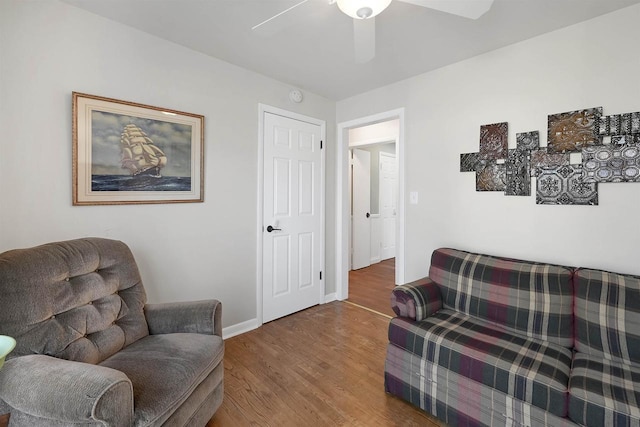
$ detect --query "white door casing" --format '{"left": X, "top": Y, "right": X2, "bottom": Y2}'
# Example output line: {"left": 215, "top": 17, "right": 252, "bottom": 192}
{"left": 261, "top": 109, "right": 324, "bottom": 323}
{"left": 351, "top": 148, "right": 371, "bottom": 270}
{"left": 379, "top": 151, "right": 397, "bottom": 260}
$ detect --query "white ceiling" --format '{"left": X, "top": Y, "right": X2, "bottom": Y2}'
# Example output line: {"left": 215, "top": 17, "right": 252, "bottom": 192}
{"left": 62, "top": 0, "right": 640, "bottom": 100}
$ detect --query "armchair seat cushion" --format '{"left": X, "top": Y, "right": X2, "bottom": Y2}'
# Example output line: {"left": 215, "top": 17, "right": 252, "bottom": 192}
{"left": 569, "top": 353, "right": 640, "bottom": 427}
{"left": 389, "top": 309, "right": 572, "bottom": 416}
{"left": 99, "top": 333, "right": 224, "bottom": 426}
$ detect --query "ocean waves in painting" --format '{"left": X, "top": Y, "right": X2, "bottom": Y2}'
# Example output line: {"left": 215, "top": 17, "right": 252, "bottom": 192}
{"left": 92, "top": 175, "right": 191, "bottom": 192}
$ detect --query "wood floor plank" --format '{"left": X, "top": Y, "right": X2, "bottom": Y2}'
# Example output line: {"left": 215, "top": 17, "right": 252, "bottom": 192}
{"left": 348, "top": 258, "right": 397, "bottom": 317}
{"left": 208, "top": 302, "right": 442, "bottom": 426}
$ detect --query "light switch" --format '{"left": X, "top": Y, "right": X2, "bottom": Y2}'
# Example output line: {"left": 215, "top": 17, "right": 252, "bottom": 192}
{"left": 410, "top": 191, "right": 418, "bottom": 205}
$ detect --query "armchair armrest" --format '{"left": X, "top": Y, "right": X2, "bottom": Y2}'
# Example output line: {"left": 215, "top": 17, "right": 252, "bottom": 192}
{"left": 391, "top": 277, "right": 442, "bottom": 321}
{"left": 0, "top": 355, "right": 132, "bottom": 426}
{"left": 145, "top": 299, "right": 222, "bottom": 337}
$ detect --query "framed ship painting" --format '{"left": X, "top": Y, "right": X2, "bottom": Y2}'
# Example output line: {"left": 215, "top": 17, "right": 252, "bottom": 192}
{"left": 73, "top": 92, "right": 204, "bottom": 205}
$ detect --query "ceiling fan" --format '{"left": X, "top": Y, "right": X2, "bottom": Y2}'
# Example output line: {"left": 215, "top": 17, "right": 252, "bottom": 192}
{"left": 252, "top": 0, "right": 495, "bottom": 63}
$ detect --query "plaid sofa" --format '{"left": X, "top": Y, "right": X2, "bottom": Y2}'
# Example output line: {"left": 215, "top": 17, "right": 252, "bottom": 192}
{"left": 386, "top": 248, "right": 640, "bottom": 427}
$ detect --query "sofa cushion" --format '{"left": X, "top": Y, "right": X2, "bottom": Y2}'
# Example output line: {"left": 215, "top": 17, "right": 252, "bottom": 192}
{"left": 0, "top": 238, "right": 149, "bottom": 364}
{"left": 428, "top": 248, "right": 574, "bottom": 347}
{"left": 569, "top": 353, "right": 640, "bottom": 426}
{"left": 388, "top": 308, "right": 572, "bottom": 416}
{"left": 574, "top": 268, "right": 640, "bottom": 364}
{"left": 99, "top": 333, "right": 224, "bottom": 427}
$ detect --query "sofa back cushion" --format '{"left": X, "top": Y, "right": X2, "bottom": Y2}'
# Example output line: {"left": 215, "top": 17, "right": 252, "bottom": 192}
{"left": 0, "top": 238, "right": 149, "bottom": 364}
{"left": 574, "top": 268, "right": 640, "bottom": 364}
{"left": 428, "top": 248, "right": 574, "bottom": 347}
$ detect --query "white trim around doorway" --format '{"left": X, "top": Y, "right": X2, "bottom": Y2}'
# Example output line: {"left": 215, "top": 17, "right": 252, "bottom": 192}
{"left": 335, "top": 108, "right": 406, "bottom": 301}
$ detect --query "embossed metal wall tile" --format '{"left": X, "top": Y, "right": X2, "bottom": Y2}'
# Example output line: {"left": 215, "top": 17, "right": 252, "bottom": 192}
{"left": 597, "top": 116, "right": 610, "bottom": 136}
{"left": 536, "top": 164, "right": 598, "bottom": 205}
{"left": 479, "top": 122, "right": 508, "bottom": 160}
{"left": 582, "top": 144, "right": 640, "bottom": 183}
{"left": 547, "top": 107, "right": 602, "bottom": 153}
{"left": 609, "top": 115, "right": 620, "bottom": 135}
{"left": 476, "top": 163, "right": 506, "bottom": 191}
{"left": 621, "top": 113, "right": 632, "bottom": 135}
{"left": 530, "top": 149, "right": 570, "bottom": 177}
{"left": 516, "top": 131, "right": 539, "bottom": 151}
{"left": 460, "top": 152, "right": 482, "bottom": 172}
{"left": 632, "top": 112, "right": 640, "bottom": 133}
{"left": 611, "top": 135, "right": 640, "bottom": 145}
{"left": 505, "top": 149, "right": 531, "bottom": 196}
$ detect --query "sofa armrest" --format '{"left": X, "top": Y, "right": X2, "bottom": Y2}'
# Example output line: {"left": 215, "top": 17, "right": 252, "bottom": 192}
{"left": 0, "top": 355, "right": 132, "bottom": 426}
{"left": 391, "top": 277, "right": 442, "bottom": 321}
{"left": 145, "top": 299, "right": 222, "bottom": 337}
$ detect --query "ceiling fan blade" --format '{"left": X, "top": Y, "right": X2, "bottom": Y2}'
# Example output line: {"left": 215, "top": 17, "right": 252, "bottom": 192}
{"left": 353, "top": 17, "right": 375, "bottom": 64}
{"left": 398, "top": 0, "right": 494, "bottom": 19}
{"left": 252, "top": 0, "right": 311, "bottom": 36}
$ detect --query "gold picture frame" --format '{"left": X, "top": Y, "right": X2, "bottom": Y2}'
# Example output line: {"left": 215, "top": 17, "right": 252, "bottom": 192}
{"left": 72, "top": 92, "right": 204, "bottom": 205}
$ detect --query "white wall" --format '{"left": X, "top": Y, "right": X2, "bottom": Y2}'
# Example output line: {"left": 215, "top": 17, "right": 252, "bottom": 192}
{"left": 0, "top": 0, "right": 336, "bottom": 330}
{"left": 337, "top": 4, "right": 640, "bottom": 281}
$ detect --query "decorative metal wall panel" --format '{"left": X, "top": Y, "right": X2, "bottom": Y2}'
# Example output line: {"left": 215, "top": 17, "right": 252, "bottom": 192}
{"left": 611, "top": 135, "right": 640, "bottom": 145}
{"left": 536, "top": 164, "right": 598, "bottom": 205}
{"left": 547, "top": 107, "right": 602, "bottom": 153}
{"left": 609, "top": 115, "right": 620, "bottom": 135}
{"left": 505, "top": 149, "right": 531, "bottom": 196}
{"left": 621, "top": 113, "right": 632, "bottom": 135}
{"left": 516, "top": 131, "right": 539, "bottom": 151}
{"left": 632, "top": 112, "right": 640, "bottom": 133}
{"left": 460, "top": 152, "right": 482, "bottom": 172}
{"left": 479, "top": 122, "right": 508, "bottom": 160}
{"left": 597, "top": 116, "right": 609, "bottom": 136}
{"left": 476, "top": 163, "right": 506, "bottom": 191}
{"left": 530, "top": 149, "right": 570, "bottom": 177}
{"left": 582, "top": 144, "right": 640, "bottom": 183}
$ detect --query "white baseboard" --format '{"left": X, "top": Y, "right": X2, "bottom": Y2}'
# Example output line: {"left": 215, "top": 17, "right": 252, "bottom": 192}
{"left": 224, "top": 294, "right": 340, "bottom": 339}
{"left": 222, "top": 318, "right": 260, "bottom": 340}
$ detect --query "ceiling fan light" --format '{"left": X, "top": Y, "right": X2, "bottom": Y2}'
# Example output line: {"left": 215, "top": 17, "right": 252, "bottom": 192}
{"left": 336, "top": 0, "right": 392, "bottom": 19}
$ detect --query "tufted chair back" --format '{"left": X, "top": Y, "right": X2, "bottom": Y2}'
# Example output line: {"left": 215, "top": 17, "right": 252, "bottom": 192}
{"left": 0, "top": 238, "right": 149, "bottom": 364}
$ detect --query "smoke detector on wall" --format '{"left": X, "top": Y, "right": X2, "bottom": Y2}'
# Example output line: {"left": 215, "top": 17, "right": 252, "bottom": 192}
{"left": 289, "top": 89, "right": 303, "bottom": 103}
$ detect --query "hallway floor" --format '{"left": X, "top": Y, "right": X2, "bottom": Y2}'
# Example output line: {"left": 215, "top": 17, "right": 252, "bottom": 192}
{"left": 347, "top": 258, "right": 396, "bottom": 318}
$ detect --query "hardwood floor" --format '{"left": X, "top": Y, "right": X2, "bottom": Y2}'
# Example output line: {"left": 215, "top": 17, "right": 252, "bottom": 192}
{"left": 208, "top": 301, "right": 442, "bottom": 427}
{"left": 347, "top": 258, "right": 397, "bottom": 317}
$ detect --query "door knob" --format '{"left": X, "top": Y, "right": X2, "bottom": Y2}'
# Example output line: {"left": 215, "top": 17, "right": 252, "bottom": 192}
{"left": 366, "top": 213, "right": 370, "bottom": 218}
{"left": 266, "top": 225, "right": 281, "bottom": 232}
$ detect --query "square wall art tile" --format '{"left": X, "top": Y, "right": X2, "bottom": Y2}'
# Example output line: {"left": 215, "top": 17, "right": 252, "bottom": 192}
{"left": 479, "top": 122, "right": 508, "bottom": 160}
{"left": 536, "top": 164, "right": 598, "bottom": 205}
{"left": 582, "top": 144, "right": 640, "bottom": 183}
{"left": 547, "top": 107, "right": 602, "bottom": 153}
{"left": 476, "top": 163, "right": 506, "bottom": 192}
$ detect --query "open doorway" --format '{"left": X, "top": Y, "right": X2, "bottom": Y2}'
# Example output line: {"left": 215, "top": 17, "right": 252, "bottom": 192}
{"left": 335, "top": 108, "right": 405, "bottom": 305}
{"left": 348, "top": 122, "right": 398, "bottom": 315}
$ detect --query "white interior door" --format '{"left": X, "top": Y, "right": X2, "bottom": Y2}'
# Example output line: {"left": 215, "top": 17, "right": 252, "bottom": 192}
{"left": 352, "top": 148, "right": 371, "bottom": 270}
{"left": 380, "top": 151, "right": 397, "bottom": 260}
{"left": 263, "top": 112, "right": 323, "bottom": 323}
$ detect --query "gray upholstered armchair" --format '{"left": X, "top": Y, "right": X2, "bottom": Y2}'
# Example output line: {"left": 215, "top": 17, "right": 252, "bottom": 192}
{"left": 0, "top": 238, "right": 224, "bottom": 426}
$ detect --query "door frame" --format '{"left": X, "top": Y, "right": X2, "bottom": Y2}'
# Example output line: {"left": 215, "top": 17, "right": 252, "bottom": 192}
{"left": 257, "top": 104, "right": 326, "bottom": 325}
{"left": 336, "top": 108, "right": 405, "bottom": 300}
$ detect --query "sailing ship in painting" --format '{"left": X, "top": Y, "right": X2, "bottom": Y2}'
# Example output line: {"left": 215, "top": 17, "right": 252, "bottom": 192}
{"left": 120, "top": 124, "right": 167, "bottom": 178}
{"left": 91, "top": 123, "right": 190, "bottom": 192}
